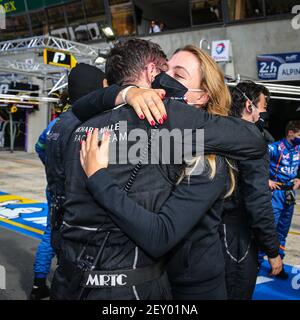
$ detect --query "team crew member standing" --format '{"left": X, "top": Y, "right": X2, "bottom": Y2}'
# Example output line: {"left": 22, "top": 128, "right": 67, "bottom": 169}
{"left": 220, "top": 81, "right": 282, "bottom": 300}
{"left": 31, "top": 64, "right": 107, "bottom": 299}
{"left": 51, "top": 39, "right": 265, "bottom": 300}
{"left": 45, "top": 63, "right": 108, "bottom": 254}
{"left": 266, "top": 120, "right": 300, "bottom": 278}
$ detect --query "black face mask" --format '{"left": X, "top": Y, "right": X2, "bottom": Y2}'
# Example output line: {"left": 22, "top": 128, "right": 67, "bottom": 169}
{"left": 255, "top": 111, "right": 269, "bottom": 132}
{"left": 152, "top": 72, "right": 188, "bottom": 98}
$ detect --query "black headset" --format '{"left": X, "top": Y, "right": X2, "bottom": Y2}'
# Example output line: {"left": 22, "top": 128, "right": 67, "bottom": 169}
{"left": 235, "top": 86, "right": 255, "bottom": 112}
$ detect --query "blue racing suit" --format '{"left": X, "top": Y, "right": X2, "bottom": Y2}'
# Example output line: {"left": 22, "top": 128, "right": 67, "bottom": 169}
{"left": 33, "top": 118, "right": 57, "bottom": 278}
{"left": 35, "top": 119, "right": 58, "bottom": 165}
{"left": 268, "top": 138, "right": 300, "bottom": 259}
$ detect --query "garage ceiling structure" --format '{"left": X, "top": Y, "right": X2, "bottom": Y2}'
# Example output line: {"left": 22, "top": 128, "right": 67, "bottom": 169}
{"left": 0, "top": 35, "right": 111, "bottom": 152}
{"left": 227, "top": 80, "right": 300, "bottom": 102}
{"left": 0, "top": 35, "right": 111, "bottom": 100}
{"left": 0, "top": 35, "right": 109, "bottom": 78}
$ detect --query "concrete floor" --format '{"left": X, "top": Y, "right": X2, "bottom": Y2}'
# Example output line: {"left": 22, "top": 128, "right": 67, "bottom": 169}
{"left": 0, "top": 151, "right": 47, "bottom": 202}
{"left": 0, "top": 150, "right": 299, "bottom": 299}
{"left": 0, "top": 151, "right": 53, "bottom": 300}
{"left": 0, "top": 228, "right": 55, "bottom": 300}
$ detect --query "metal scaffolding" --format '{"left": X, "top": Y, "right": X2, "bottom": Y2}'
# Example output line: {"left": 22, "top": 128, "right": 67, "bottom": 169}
{"left": 0, "top": 36, "right": 110, "bottom": 78}
{"left": 0, "top": 59, "right": 64, "bottom": 79}
{"left": 0, "top": 35, "right": 110, "bottom": 100}
{"left": 227, "top": 81, "right": 300, "bottom": 102}
{"left": 0, "top": 35, "right": 109, "bottom": 58}
{"left": 0, "top": 36, "right": 110, "bottom": 152}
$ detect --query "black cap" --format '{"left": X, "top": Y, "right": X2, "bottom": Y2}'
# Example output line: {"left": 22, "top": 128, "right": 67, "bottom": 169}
{"left": 68, "top": 63, "right": 105, "bottom": 104}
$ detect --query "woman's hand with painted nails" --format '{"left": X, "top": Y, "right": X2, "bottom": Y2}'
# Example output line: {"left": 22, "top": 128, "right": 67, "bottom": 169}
{"left": 80, "top": 128, "right": 110, "bottom": 178}
{"left": 125, "top": 87, "right": 167, "bottom": 126}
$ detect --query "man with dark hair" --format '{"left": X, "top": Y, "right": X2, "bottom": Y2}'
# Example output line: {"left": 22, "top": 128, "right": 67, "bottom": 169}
{"left": 230, "top": 80, "right": 274, "bottom": 141}
{"left": 50, "top": 39, "right": 266, "bottom": 300}
{"left": 266, "top": 120, "right": 300, "bottom": 278}
{"left": 105, "top": 39, "right": 167, "bottom": 86}
{"left": 230, "top": 80, "right": 270, "bottom": 125}
{"left": 220, "top": 81, "right": 282, "bottom": 300}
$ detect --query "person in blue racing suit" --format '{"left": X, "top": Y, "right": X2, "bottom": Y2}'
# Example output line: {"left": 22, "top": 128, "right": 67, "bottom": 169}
{"left": 30, "top": 118, "right": 58, "bottom": 299}
{"left": 35, "top": 119, "right": 58, "bottom": 165}
{"left": 264, "top": 120, "right": 300, "bottom": 279}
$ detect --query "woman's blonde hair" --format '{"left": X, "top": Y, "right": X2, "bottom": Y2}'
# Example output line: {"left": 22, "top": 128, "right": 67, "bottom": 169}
{"left": 175, "top": 45, "right": 235, "bottom": 197}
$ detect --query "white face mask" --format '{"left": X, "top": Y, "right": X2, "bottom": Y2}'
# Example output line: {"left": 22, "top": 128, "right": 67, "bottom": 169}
{"left": 187, "top": 89, "right": 205, "bottom": 92}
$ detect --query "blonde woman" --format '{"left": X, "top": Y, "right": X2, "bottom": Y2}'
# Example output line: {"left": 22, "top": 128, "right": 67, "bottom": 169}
{"left": 80, "top": 46, "right": 235, "bottom": 300}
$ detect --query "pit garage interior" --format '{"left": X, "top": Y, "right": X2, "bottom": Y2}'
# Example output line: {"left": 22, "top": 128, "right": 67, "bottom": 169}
{"left": 267, "top": 81, "right": 300, "bottom": 140}
{"left": 0, "top": 35, "right": 110, "bottom": 152}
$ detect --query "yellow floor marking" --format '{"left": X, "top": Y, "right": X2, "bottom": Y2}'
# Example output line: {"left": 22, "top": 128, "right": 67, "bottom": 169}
{"left": 0, "top": 194, "right": 39, "bottom": 204}
{"left": 0, "top": 218, "right": 44, "bottom": 235}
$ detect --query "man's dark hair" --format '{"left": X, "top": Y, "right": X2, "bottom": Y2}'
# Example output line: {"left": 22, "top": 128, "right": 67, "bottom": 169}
{"left": 229, "top": 80, "right": 270, "bottom": 118}
{"left": 286, "top": 120, "right": 300, "bottom": 136}
{"left": 105, "top": 38, "right": 167, "bottom": 86}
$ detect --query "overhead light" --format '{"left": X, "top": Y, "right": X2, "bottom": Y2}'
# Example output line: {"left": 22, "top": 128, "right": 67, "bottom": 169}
{"left": 101, "top": 26, "right": 115, "bottom": 40}
{"left": 102, "top": 27, "right": 114, "bottom": 37}
{"left": 94, "top": 56, "right": 106, "bottom": 65}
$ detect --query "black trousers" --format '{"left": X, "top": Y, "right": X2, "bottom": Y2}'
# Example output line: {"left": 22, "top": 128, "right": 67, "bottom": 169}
{"left": 219, "top": 222, "right": 259, "bottom": 300}
{"left": 171, "top": 273, "right": 227, "bottom": 300}
{"left": 50, "top": 240, "right": 172, "bottom": 300}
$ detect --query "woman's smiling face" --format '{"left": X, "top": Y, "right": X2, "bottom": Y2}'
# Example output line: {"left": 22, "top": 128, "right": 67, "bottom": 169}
{"left": 166, "top": 50, "right": 205, "bottom": 106}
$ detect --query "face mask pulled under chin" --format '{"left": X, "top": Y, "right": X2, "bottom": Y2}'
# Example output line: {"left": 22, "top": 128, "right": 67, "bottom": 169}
{"left": 152, "top": 72, "right": 188, "bottom": 98}
{"left": 255, "top": 111, "right": 269, "bottom": 132}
